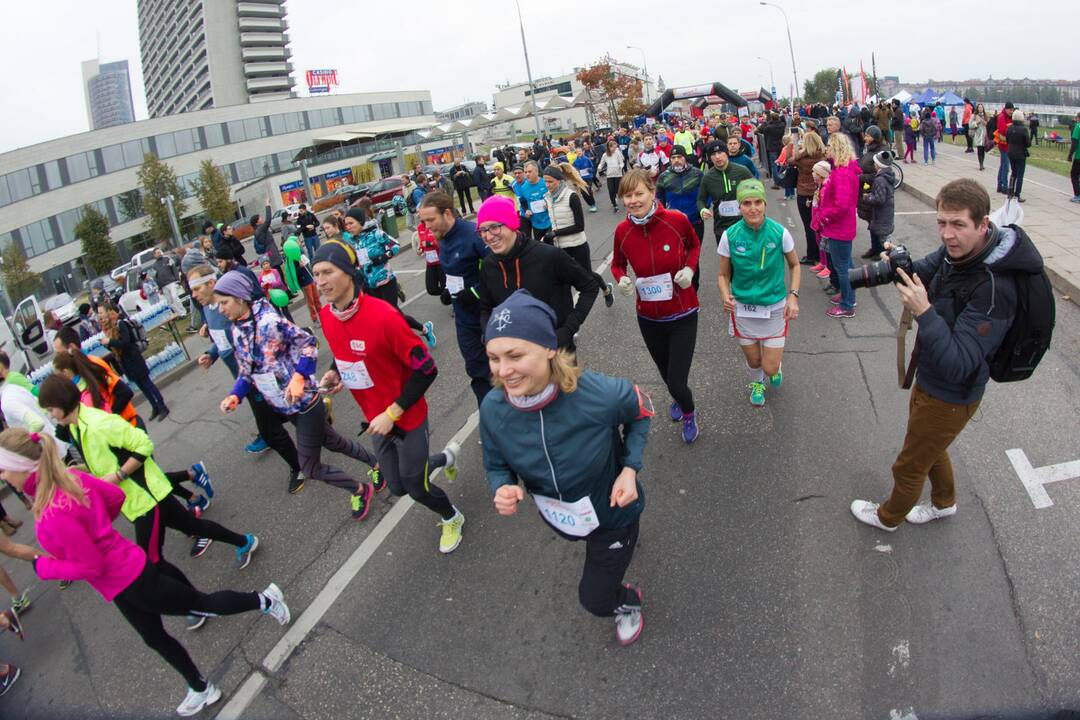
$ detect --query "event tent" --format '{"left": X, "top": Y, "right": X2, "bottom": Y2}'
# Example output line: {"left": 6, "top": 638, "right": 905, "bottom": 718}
{"left": 888, "top": 89, "right": 912, "bottom": 103}
{"left": 937, "top": 91, "right": 965, "bottom": 106}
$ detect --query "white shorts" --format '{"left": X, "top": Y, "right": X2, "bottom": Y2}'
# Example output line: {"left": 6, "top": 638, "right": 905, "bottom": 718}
{"left": 729, "top": 303, "right": 788, "bottom": 349}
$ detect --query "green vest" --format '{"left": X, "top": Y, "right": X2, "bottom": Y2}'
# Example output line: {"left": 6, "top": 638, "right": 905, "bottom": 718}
{"left": 726, "top": 218, "right": 788, "bottom": 306}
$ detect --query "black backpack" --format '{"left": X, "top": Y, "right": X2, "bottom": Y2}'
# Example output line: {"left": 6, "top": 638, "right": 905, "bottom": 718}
{"left": 123, "top": 317, "right": 150, "bottom": 353}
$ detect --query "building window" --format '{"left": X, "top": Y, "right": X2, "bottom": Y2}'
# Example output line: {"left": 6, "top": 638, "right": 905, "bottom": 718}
{"left": 7, "top": 168, "right": 34, "bottom": 200}
{"left": 122, "top": 139, "right": 149, "bottom": 167}
{"left": 102, "top": 144, "right": 126, "bottom": 173}
{"left": 174, "top": 128, "right": 197, "bottom": 155}
{"left": 275, "top": 150, "right": 295, "bottom": 171}
{"left": 0, "top": 175, "right": 11, "bottom": 207}
{"left": 56, "top": 208, "right": 82, "bottom": 245}
{"left": 355, "top": 105, "right": 372, "bottom": 122}
{"left": 234, "top": 158, "right": 255, "bottom": 182}
{"left": 269, "top": 113, "right": 287, "bottom": 135}
{"left": 243, "top": 117, "right": 266, "bottom": 140}
{"left": 226, "top": 119, "right": 246, "bottom": 143}
{"left": 43, "top": 160, "right": 62, "bottom": 190}
{"left": 23, "top": 219, "right": 56, "bottom": 258}
{"left": 116, "top": 190, "right": 144, "bottom": 223}
{"left": 155, "top": 132, "right": 178, "bottom": 158}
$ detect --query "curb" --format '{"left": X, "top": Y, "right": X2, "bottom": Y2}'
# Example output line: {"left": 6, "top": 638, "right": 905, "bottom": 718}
{"left": 898, "top": 182, "right": 1080, "bottom": 307}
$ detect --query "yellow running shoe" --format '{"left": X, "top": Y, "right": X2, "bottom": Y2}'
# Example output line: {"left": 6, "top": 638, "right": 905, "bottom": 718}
{"left": 438, "top": 509, "right": 465, "bottom": 554}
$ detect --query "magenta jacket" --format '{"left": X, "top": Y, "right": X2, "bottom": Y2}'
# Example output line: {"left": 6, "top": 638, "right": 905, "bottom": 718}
{"left": 811, "top": 161, "right": 859, "bottom": 242}
{"left": 28, "top": 469, "right": 146, "bottom": 601}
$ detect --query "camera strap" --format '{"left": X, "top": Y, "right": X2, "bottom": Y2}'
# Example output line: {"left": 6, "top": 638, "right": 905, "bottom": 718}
{"left": 896, "top": 307, "right": 918, "bottom": 389}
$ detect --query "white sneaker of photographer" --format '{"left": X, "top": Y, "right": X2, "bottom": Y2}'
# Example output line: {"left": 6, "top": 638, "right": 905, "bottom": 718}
{"left": 850, "top": 500, "right": 897, "bottom": 532}
{"left": 905, "top": 502, "right": 957, "bottom": 525}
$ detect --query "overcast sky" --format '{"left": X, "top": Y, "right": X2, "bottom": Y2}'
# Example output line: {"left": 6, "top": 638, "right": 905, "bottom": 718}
{"left": 1, "top": 0, "right": 1074, "bottom": 154}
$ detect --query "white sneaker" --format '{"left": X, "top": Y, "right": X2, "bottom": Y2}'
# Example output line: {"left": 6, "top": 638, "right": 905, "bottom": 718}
{"left": 262, "top": 583, "right": 291, "bottom": 625}
{"left": 614, "top": 584, "right": 644, "bottom": 646}
{"left": 905, "top": 502, "right": 957, "bottom": 525}
{"left": 176, "top": 683, "right": 221, "bottom": 716}
{"left": 442, "top": 440, "right": 461, "bottom": 482}
{"left": 850, "top": 500, "right": 897, "bottom": 532}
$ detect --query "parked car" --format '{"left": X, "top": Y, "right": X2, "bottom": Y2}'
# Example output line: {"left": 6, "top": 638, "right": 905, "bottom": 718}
{"left": 41, "top": 293, "right": 79, "bottom": 326}
{"left": 345, "top": 181, "right": 377, "bottom": 205}
{"left": 88, "top": 275, "right": 124, "bottom": 308}
{"left": 366, "top": 177, "right": 405, "bottom": 204}
{"left": 118, "top": 263, "right": 189, "bottom": 317}
{"left": 110, "top": 261, "right": 132, "bottom": 281}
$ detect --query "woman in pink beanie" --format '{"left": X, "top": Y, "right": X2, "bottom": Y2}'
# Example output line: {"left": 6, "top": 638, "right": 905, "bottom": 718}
{"left": 476, "top": 195, "right": 521, "bottom": 231}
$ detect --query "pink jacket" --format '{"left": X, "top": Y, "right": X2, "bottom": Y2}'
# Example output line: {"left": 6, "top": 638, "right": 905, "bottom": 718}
{"left": 28, "top": 469, "right": 146, "bottom": 601}
{"left": 811, "top": 161, "right": 859, "bottom": 242}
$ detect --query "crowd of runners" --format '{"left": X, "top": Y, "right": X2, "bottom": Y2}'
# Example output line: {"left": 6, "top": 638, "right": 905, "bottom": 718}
{"left": 0, "top": 100, "right": 1050, "bottom": 715}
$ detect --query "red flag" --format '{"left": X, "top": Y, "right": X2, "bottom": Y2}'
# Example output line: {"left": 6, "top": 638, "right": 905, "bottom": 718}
{"left": 841, "top": 66, "right": 850, "bottom": 103}
{"left": 860, "top": 61, "right": 868, "bottom": 103}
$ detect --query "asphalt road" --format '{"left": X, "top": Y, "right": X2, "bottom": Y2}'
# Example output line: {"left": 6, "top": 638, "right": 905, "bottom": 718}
{"left": 2, "top": 182, "right": 1079, "bottom": 720}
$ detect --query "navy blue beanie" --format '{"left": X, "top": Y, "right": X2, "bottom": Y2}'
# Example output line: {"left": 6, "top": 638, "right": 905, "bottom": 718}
{"left": 485, "top": 289, "right": 558, "bottom": 350}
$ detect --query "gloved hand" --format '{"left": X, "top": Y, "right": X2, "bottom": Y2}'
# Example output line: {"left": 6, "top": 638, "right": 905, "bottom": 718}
{"left": 455, "top": 287, "right": 479, "bottom": 311}
{"left": 618, "top": 275, "right": 635, "bottom": 297}
{"left": 440, "top": 289, "right": 453, "bottom": 306}
{"left": 673, "top": 267, "right": 694, "bottom": 289}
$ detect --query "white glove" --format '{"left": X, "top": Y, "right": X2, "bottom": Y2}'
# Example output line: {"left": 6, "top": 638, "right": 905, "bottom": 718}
{"left": 618, "top": 275, "right": 635, "bottom": 297}
{"left": 673, "top": 267, "right": 694, "bottom": 289}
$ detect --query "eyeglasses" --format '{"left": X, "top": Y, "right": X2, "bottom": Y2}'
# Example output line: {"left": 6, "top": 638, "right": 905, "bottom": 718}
{"left": 477, "top": 223, "right": 505, "bottom": 237}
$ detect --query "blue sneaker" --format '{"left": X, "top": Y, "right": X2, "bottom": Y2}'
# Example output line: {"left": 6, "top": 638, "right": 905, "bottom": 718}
{"left": 423, "top": 321, "right": 437, "bottom": 348}
{"left": 190, "top": 462, "right": 213, "bottom": 498}
{"left": 770, "top": 368, "right": 783, "bottom": 389}
{"left": 236, "top": 534, "right": 259, "bottom": 570}
{"left": 245, "top": 437, "right": 269, "bottom": 454}
{"left": 681, "top": 413, "right": 699, "bottom": 444}
{"left": 669, "top": 401, "right": 683, "bottom": 422}
{"left": 187, "top": 494, "right": 210, "bottom": 515}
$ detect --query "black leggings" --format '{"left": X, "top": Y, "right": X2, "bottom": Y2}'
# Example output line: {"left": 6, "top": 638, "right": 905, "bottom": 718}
{"left": 114, "top": 561, "right": 261, "bottom": 691}
{"left": 371, "top": 419, "right": 454, "bottom": 519}
{"left": 548, "top": 520, "right": 640, "bottom": 617}
{"left": 288, "top": 396, "right": 375, "bottom": 492}
{"left": 165, "top": 470, "right": 195, "bottom": 503}
{"left": 1072, "top": 159, "right": 1080, "bottom": 197}
{"left": 456, "top": 188, "right": 474, "bottom": 214}
{"left": 561, "top": 243, "right": 609, "bottom": 294}
{"left": 134, "top": 496, "right": 248, "bottom": 569}
{"left": 977, "top": 146, "right": 987, "bottom": 169}
{"left": 369, "top": 277, "right": 425, "bottom": 333}
{"left": 637, "top": 312, "right": 698, "bottom": 414}
{"left": 606, "top": 177, "right": 621, "bottom": 207}
{"left": 251, "top": 395, "right": 300, "bottom": 473}
{"left": 796, "top": 194, "right": 819, "bottom": 263}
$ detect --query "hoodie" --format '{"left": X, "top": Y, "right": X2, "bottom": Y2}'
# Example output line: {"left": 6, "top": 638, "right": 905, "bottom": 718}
{"left": 478, "top": 234, "right": 599, "bottom": 347}
{"left": 912, "top": 224, "right": 1042, "bottom": 405}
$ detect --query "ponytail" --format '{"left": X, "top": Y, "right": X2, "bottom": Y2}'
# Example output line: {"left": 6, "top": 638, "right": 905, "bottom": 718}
{"left": 0, "top": 428, "right": 86, "bottom": 519}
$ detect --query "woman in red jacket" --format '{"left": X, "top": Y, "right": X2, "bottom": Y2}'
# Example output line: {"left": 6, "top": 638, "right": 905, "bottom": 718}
{"left": 611, "top": 169, "right": 702, "bottom": 444}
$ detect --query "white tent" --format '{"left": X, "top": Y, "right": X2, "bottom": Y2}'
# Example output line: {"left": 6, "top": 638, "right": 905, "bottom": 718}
{"left": 889, "top": 89, "right": 913, "bottom": 103}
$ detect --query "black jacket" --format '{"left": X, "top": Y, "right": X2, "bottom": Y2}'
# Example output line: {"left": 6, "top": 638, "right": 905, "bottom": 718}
{"left": 911, "top": 224, "right": 1040, "bottom": 404}
{"left": 478, "top": 234, "right": 599, "bottom": 347}
{"left": 105, "top": 320, "right": 149, "bottom": 378}
{"left": 451, "top": 164, "right": 472, "bottom": 190}
{"left": 471, "top": 165, "right": 492, "bottom": 195}
{"left": 757, "top": 119, "right": 786, "bottom": 153}
{"left": 1005, "top": 122, "right": 1031, "bottom": 161}
{"left": 296, "top": 211, "right": 319, "bottom": 238}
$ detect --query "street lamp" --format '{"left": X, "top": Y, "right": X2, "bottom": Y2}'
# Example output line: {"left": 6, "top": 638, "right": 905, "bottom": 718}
{"left": 756, "top": 56, "right": 777, "bottom": 103}
{"left": 513, "top": 0, "right": 544, "bottom": 141}
{"left": 759, "top": 2, "right": 799, "bottom": 104}
{"left": 625, "top": 45, "right": 650, "bottom": 104}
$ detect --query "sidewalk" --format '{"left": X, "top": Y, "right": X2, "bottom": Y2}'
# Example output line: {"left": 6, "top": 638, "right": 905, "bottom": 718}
{"left": 897, "top": 140, "right": 1080, "bottom": 304}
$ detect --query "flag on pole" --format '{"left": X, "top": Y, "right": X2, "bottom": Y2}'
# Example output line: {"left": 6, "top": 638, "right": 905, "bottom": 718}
{"left": 859, "top": 61, "right": 868, "bottom": 103}
{"left": 841, "top": 66, "right": 850, "bottom": 103}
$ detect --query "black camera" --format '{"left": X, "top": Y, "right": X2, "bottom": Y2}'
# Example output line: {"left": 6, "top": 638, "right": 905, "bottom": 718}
{"left": 849, "top": 244, "right": 914, "bottom": 289}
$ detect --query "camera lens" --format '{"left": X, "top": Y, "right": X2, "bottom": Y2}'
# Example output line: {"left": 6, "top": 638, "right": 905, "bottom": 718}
{"left": 849, "top": 259, "right": 893, "bottom": 289}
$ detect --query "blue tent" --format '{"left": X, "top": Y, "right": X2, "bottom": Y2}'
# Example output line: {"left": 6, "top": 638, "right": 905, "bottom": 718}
{"left": 937, "top": 91, "right": 964, "bottom": 106}
{"left": 909, "top": 88, "right": 938, "bottom": 105}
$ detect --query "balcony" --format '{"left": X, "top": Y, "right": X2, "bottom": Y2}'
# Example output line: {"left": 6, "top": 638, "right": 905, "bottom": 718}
{"left": 237, "top": 16, "right": 283, "bottom": 32}
{"left": 246, "top": 76, "right": 291, "bottom": 91}
{"left": 239, "top": 31, "right": 284, "bottom": 46}
{"left": 241, "top": 46, "right": 286, "bottom": 60}
{"left": 237, "top": 2, "right": 282, "bottom": 16}
{"left": 244, "top": 61, "right": 289, "bottom": 76}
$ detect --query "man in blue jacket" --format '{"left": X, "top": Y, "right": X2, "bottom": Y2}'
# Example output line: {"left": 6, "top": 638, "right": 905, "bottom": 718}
{"left": 851, "top": 179, "right": 1043, "bottom": 531}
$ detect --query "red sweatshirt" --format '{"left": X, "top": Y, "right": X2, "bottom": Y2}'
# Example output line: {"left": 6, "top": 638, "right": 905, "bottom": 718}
{"left": 320, "top": 294, "right": 428, "bottom": 431}
{"left": 612, "top": 203, "right": 701, "bottom": 321}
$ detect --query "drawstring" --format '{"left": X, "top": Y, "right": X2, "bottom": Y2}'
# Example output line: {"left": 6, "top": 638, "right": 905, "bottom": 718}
{"left": 515, "top": 258, "right": 521, "bottom": 289}
{"left": 499, "top": 263, "right": 508, "bottom": 289}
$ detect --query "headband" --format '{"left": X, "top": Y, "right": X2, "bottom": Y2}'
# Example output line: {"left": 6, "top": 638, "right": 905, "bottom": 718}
{"left": 188, "top": 273, "right": 216, "bottom": 289}
{"left": 0, "top": 447, "right": 38, "bottom": 473}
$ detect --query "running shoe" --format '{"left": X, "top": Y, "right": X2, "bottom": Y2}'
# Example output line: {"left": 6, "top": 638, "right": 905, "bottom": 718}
{"left": 669, "top": 400, "right": 683, "bottom": 422}
{"left": 681, "top": 413, "right": 699, "bottom": 444}
{"left": 236, "top": 534, "right": 259, "bottom": 570}
{"left": 2, "top": 608, "right": 23, "bottom": 641}
{"left": 442, "top": 440, "right": 462, "bottom": 483}
{"left": 423, "top": 321, "right": 437, "bottom": 349}
{"left": 438, "top": 509, "right": 465, "bottom": 554}
{"left": 262, "top": 582, "right": 290, "bottom": 625}
{"left": 799, "top": 256, "right": 814, "bottom": 266}
{"left": 189, "top": 537, "right": 213, "bottom": 558}
{"left": 589, "top": 204, "right": 599, "bottom": 213}
{"left": 0, "top": 665, "right": 20, "bottom": 697}
{"left": 905, "top": 502, "right": 957, "bottom": 525}
{"left": 351, "top": 483, "right": 374, "bottom": 520}
{"left": 809, "top": 263, "right": 826, "bottom": 273}
{"left": 615, "top": 583, "right": 643, "bottom": 646}
{"left": 368, "top": 466, "right": 386, "bottom": 493}
{"left": 245, "top": 436, "right": 270, "bottom": 454}
{"left": 829, "top": 294, "right": 857, "bottom": 308}
{"left": 749, "top": 381, "right": 766, "bottom": 408}
{"left": 288, "top": 470, "right": 305, "bottom": 494}
{"left": 156, "top": 407, "right": 170, "bottom": 422}
{"left": 190, "top": 462, "right": 213, "bottom": 498}
{"left": 185, "top": 614, "right": 206, "bottom": 631}
{"left": 176, "top": 683, "right": 221, "bottom": 717}
{"left": 604, "top": 283, "right": 615, "bottom": 308}
{"left": 187, "top": 494, "right": 210, "bottom": 515}
{"left": 822, "top": 284, "right": 838, "bottom": 294}
{"left": 826, "top": 306, "right": 855, "bottom": 319}
{"left": 10, "top": 590, "right": 30, "bottom": 615}
{"left": 770, "top": 369, "right": 783, "bottom": 389}
{"left": 815, "top": 267, "right": 832, "bottom": 279}
{"left": 849, "top": 500, "right": 897, "bottom": 532}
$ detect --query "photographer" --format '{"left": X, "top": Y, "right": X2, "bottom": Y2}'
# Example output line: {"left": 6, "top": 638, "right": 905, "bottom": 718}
{"left": 850, "top": 179, "right": 1044, "bottom": 531}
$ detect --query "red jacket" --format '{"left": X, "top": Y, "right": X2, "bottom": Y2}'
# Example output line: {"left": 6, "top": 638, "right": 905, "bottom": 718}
{"left": 416, "top": 223, "right": 440, "bottom": 266}
{"left": 995, "top": 108, "right": 1013, "bottom": 151}
{"left": 612, "top": 203, "right": 701, "bottom": 321}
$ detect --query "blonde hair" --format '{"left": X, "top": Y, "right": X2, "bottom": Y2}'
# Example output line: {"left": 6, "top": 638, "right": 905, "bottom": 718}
{"left": 827, "top": 133, "right": 855, "bottom": 166}
{"left": 617, "top": 168, "right": 656, "bottom": 198}
{"left": 801, "top": 130, "right": 826, "bottom": 157}
{"left": 491, "top": 348, "right": 583, "bottom": 394}
{"left": 0, "top": 428, "right": 86, "bottom": 520}
{"left": 558, "top": 162, "right": 589, "bottom": 195}
{"left": 1011, "top": 110, "right": 1025, "bottom": 123}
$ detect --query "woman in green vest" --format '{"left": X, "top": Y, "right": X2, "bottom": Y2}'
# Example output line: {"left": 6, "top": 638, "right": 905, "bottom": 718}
{"left": 716, "top": 180, "right": 802, "bottom": 408}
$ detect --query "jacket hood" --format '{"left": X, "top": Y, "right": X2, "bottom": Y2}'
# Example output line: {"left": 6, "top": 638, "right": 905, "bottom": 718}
{"left": 984, "top": 224, "right": 1043, "bottom": 275}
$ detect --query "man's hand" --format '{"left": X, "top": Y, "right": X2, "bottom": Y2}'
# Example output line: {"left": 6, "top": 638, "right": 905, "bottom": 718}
{"left": 220, "top": 394, "right": 240, "bottom": 413}
{"left": 197, "top": 353, "right": 212, "bottom": 370}
{"left": 318, "top": 370, "right": 344, "bottom": 396}
{"left": 894, "top": 268, "right": 932, "bottom": 317}
{"left": 366, "top": 412, "right": 395, "bottom": 437}
{"left": 494, "top": 485, "right": 525, "bottom": 516}
{"left": 609, "top": 468, "right": 639, "bottom": 508}
{"left": 199, "top": 324, "right": 209, "bottom": 338}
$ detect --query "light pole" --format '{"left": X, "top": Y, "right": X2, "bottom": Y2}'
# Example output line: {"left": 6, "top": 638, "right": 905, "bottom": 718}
{"left": 626, "top": 45, "right": 650, "bottom": 103}
{"left": 514, "top": 0, "right": 544, "bottom": 141}
{"left": 759, "top": 2, "right": 799, "bottom": 104}
{"left": 160, "top": 195, "right": 182, "bottom": 248}
{"left": 756, "top": 56, "right": 777, "bottom": 104}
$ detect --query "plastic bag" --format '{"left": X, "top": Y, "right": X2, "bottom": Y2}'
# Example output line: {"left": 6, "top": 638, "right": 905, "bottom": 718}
{"left": 990, "top": 197, "right": 1024, "bottom": 227}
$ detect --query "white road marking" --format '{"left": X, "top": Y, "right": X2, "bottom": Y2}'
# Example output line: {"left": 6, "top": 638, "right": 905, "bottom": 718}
{"left": 889, "top": 708, "right": 919, "bottom": 720}
{"left": 888, "top": 640, "right": 911, "bottom": 677}
{"left": 1007, "top": 448, "right": 1080, "bottom": 509}
{"left": 220, "top": 249, "right": 617, "bottom": 718}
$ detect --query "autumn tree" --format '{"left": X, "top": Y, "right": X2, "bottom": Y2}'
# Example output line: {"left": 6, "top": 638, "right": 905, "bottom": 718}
{"left": 0, "top": 240, "right": 41, "bottom": 301}
{"left": 803, "top": 68, "right": 841, "bottom": 106}
{"left": 577, "top": 59, "right": 645, "bottom": 126}
{"left": 190, "top": 160, "right": 233, "bottom": 225}
{"left": 74, "top": 204, "right": 119, "bottom": 276}
{"left": 136, "top": 153, "right": 187, "bottom": 244}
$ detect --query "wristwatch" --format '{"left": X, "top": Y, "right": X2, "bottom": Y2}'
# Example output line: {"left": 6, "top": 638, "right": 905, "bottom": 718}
{"left": 789, "top": 289, "right": 800, "bottom": 298}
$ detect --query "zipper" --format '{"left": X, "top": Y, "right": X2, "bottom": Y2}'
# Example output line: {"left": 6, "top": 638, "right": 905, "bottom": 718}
{"left": 538, "top": 410, "right": 561, "bottom": 500}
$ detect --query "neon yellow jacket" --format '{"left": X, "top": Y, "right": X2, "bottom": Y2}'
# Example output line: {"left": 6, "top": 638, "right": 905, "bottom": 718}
{"left": 68, "top": 405, "right": 171, "bottom": 522}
